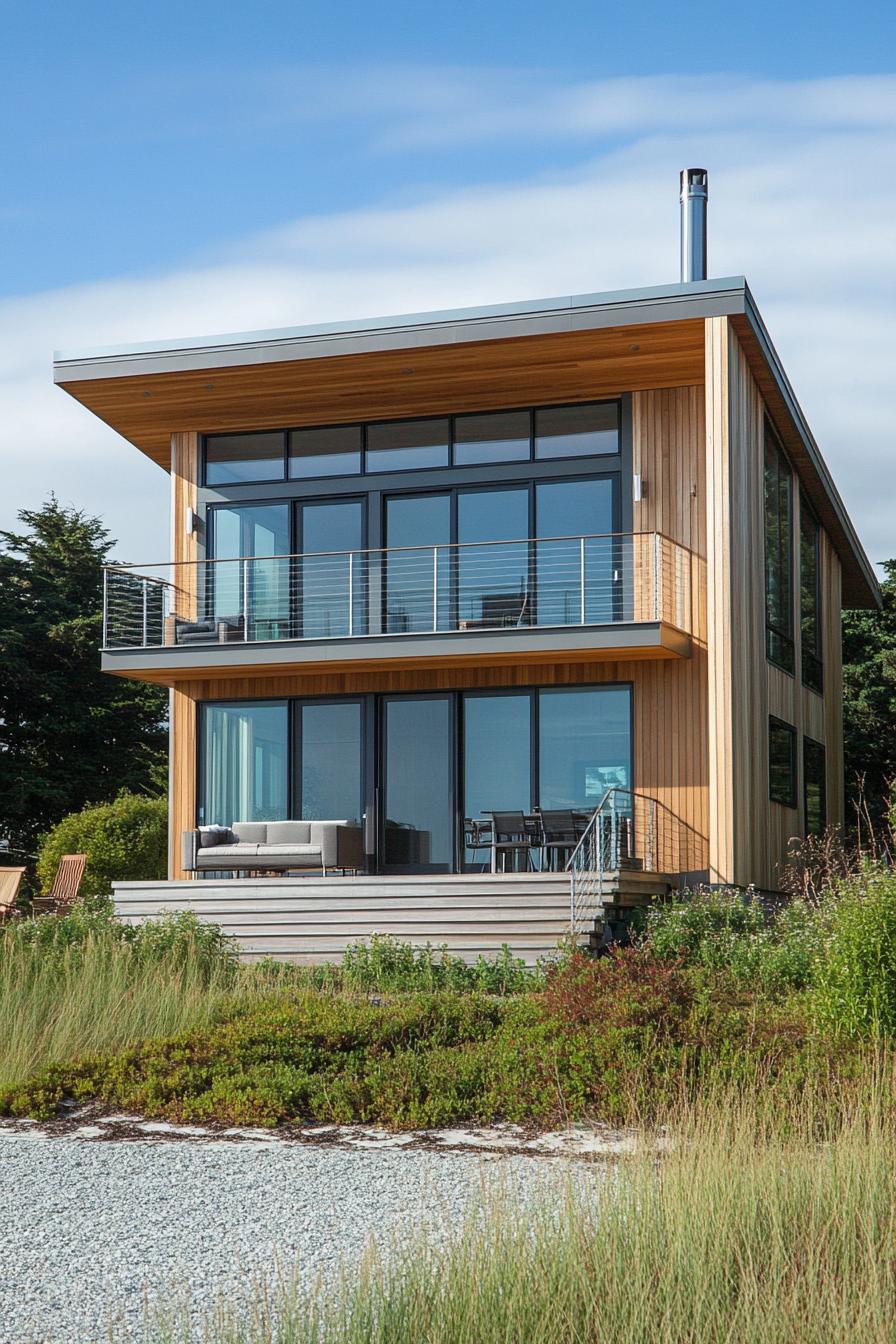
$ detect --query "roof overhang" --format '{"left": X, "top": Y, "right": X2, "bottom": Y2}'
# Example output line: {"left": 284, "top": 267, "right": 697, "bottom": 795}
{"left": 54, "top": 275, "right": 879, "bottom": 609}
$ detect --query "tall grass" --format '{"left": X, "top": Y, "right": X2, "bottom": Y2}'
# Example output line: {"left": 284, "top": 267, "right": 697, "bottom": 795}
{"left": 155, "top": 1086, "right": 896, "bottom": 1344}
{"left": 0, "top": 911, "right": 248, "bottom": 1089}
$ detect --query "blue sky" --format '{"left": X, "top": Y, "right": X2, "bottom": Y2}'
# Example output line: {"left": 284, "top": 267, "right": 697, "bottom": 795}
{"left": 1, "top": 2, "right": 894, "bottom": 564}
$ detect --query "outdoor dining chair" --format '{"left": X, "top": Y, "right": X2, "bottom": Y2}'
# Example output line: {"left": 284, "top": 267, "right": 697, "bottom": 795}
{"left": 0, "top": 867, "right": 26, "bottom": 922}
{"left": 485, "top": 812, "right": 536, "bottom": 873}
{"left": 31, "top": 853, "right": 88, "bottom": 916}
{"left": 535, "top": 809, "right": 579, "bottom": 871}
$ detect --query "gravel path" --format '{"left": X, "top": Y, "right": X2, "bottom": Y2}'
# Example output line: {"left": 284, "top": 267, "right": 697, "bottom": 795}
{"left": 0, "top": 1135, "right": 586, "bottom": 1344}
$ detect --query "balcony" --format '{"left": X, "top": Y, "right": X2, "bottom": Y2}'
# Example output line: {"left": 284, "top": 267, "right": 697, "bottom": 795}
{"left": 101, "top": 532, "right": 704, "bottom": 679}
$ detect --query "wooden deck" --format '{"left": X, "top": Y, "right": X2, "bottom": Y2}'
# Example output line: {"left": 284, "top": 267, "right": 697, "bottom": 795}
{"left": 112, "top": 870, "right": 671, "bottom": 965}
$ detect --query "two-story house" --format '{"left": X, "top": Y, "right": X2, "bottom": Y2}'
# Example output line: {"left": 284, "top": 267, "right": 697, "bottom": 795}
{"left": 53, "top": 171, "right": 880, "bottom": 961}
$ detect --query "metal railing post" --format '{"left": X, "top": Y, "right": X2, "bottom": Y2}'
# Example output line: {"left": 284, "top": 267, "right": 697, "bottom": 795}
{"left": 579, "top": 536, "right": 586, "bottom": 624}
{"left": 347, "top": 552, "right": 354, "bottom": 637}
{"left": 102, "top": 568, "right": 109, "bottom": 648}
{"left": 141, "top": 578, "right": 148, "bottom": 647}
{"left": 432, "top": 547, "right": 439, "bottom": 632}
{"left": 242, "top": 559, "right": 250, "bottom": 641}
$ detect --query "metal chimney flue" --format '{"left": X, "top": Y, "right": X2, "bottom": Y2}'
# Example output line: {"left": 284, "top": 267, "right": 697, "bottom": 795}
{"left": 680, "top": 168, "right": 708, "bottom": 282}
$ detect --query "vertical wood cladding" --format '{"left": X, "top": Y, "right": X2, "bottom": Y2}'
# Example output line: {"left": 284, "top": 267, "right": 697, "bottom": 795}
{"left": 710, "top": 322, "right": 844, "bottom": 890}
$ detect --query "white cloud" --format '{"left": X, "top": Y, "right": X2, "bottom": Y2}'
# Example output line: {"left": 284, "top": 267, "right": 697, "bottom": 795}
{"left": 0, "top": 71, "right": 893, "bottom": 574}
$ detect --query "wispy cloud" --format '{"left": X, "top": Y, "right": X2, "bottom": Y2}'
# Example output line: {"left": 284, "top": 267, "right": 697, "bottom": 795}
{"left": 0, "top": 70, "right": 893, "bottom": 570}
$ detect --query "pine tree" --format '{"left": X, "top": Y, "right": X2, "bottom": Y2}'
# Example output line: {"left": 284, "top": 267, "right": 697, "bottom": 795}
{"left": 0, "top": 497, "right": 167, "bottom": 857}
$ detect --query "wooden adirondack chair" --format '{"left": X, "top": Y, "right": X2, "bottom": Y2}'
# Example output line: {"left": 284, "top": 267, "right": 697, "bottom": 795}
{"left": 31, "top": 854, "right": 87, "bottom": 916}
{"left": 0, "top": 867, "right": 26, "bottom": 922}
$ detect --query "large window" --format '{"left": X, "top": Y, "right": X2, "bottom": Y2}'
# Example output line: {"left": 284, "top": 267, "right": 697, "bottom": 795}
{"left": 200, "top": 702, "right": 288, "bottom": 826}
{"left": 296, "top": 701, "right": 363, "bottom": 821}
{"left": 803, "top": 737, "right": 827, "bottom": 836}
{"left": 800, "top": 496, "right": 823, "bottom": 694}
{"left": 764, "top": 424, "right": 795, "bottom": 674}
{"left": 768, "top": 717, "right": 797, "bottom": 808}
{"left": 538, "top": 687, "right": 631, "bottom": 807}
{"left": 203, "top": 400, "right": 620, "bottom": 485}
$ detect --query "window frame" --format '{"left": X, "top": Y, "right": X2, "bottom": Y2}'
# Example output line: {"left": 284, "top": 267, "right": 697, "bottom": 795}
{"left": 764, "top": 421, "right": 795, "bottom": 676}
{"left": 201, "top": 398, "right": 623, "bottom": 488}
{"left": 803, "top": 736, "right": 827, "bottom": 837}
{"left": 768, "top": 716, "right": 798, "bottom": 809}
{"left": 799, "top": 493, "right": 823, "bottom": 694}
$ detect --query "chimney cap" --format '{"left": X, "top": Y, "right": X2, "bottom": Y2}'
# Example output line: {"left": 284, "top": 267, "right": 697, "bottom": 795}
{"left": 680, "top": 168, "right": 708, "bottom": 200}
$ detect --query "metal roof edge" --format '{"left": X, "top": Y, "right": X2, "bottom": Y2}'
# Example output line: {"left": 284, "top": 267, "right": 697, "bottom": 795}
{"left": 53, "top": 276, "right": 747, "bottom": 382}
{"left": 742, "top": 282, "right": 882, "bottom": 609}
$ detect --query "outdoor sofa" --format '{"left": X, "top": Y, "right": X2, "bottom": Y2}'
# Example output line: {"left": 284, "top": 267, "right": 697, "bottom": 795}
{"left": 182, "top": 820, "right": 364, "bottom": 875}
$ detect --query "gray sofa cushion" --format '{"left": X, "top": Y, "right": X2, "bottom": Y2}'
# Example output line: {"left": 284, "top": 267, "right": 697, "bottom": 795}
{"left": 257, "top": 844, "right": 320, "bottom": 858}
{"left": 265, "top": 821, "right": 312, "bottom": 845}
{"left": 231, "top": 822, "right": 268, "bottom": 844}
{"left": 203, "top": 843, "right": 260, "bottom": 859}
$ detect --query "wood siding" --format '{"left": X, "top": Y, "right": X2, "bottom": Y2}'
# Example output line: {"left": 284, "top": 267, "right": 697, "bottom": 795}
{"left": 706, "top": 319, "right": 844, "bottom": 890}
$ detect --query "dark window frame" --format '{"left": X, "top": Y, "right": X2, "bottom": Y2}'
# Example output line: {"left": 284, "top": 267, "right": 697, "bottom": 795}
{"left": 768, "top": 716, "right": 798, "bottom": 808}
{"left": 799, "top": 493, "right": 823, "bottom": 694}
{"left": 764, "top": 421, "right": 795, "bottom": 676}
{"left": 201, "top": 398, "right": 623, "bottom": 488}
{"left": 196, "top": 682, "right": 634, "bottom": 874}
{"left": 803, "top": 736, "right": 827, "bottom": 837}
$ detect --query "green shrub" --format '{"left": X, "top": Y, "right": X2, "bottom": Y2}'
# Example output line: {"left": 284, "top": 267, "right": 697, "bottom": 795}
{"left": 339, "top": 933, "right": 541, "bottom": 994}
{"left": 36, "top": 791, "right": 166, "bottom": 898}
{"left": 641, "top": 887, "right": 822, "bottom": 994}
{"left": 812, "top": 868, "right": 896, "bottom": 1037}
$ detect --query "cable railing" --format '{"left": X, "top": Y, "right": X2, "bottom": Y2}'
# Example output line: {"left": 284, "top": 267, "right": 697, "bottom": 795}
{"left": 102, "top": 531, "right": 704, "bottom": 651}
{"left": 567, "top": 786, "right": 707, "bottom": 936}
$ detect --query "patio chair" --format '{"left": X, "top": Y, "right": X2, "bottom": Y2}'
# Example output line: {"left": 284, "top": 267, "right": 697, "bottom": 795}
{"left": 536, "top": 809, "right": 579, "bottom": 871}
{"left": 463, "top": 817, "right": 493, "bottom": 870}
{"left": 0, "top": 867, "right": 26, "bottom": 922}
{"left": 31, "top": 854, "right": 87, "bottom": 916}
{"left": 485, "top": 811, "right": 535, "bottom": 873}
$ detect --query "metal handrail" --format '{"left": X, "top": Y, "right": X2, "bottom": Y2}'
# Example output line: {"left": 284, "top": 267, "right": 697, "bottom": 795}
{"left": 567, "top": 786, "right": 704, "bottom": 937}
{"left": 103, "top": 529, "right": 687, "bottom": 573}
{"left": 102, "top": 531, "right": 703, "bottom": 651}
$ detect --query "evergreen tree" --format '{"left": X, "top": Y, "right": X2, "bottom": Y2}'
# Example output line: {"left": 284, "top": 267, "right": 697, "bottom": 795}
{"left": 0, "top": 497, "right": 167, "bottom": 857}
{"left": 842, "top": 560, "right": 896, "bottom": 829}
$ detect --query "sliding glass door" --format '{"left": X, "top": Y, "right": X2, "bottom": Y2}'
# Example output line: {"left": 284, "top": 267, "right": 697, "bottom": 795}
{"left": 208, "top": 504, "right": 291, "bottom": 639}
{"left": 198, "top": 685, "right": 632, "bottom": 872}
{"left": 296, "top": 498, "right": 366, "bottom": 638}
{"left": 381, "top": 696, "right": 454, "bottom": 871}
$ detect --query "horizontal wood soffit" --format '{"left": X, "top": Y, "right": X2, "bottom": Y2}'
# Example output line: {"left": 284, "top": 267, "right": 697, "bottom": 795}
{"left": 58, "top": 321, "right": 706, "bottom": 468}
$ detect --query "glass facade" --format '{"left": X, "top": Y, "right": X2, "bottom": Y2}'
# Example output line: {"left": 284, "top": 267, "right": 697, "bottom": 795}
{"left": 203, "top": 400, "right": 619, "bottom": 483}
{"left": 289, "top": 425, "right": 362, "bottom": 479}
{"left": 768, "top": 717, "right": 797, "bottom": 807}
{"left": 297, "top": 498, "right": 365, "bottom": 638}
{"left": 535, "top": 403, "right": 619, "bottom": 459}
{"left": 383, "top": 697, "right": 453, "bottom": 870}
{"left": 800, "top": 497, "right": 823, "bottom": 694}
{"left": 201, "top": 702, "right": 289, "bottom": 826}
{"left": 209, "top": 504, "right": 291, "bottom": 639}
{"left": 535, "top": 478, "right": 616, "bottom": 625}
{"left": 197, "top": 685, "right": 633, "bottom": 872}
{"left": 205, "top": 432, "right": 284, "bottom": 485}
{"left": 298, "top": 701, "right": 363, "bottom": 821}
{"left": 764, "top": 424, "right": 795, "bottom": 674}
{"left": 803, "top": 738, "right": 827, "bottom": 836}
{"left": 538, "top": 687, "right": 631, "bottom": 808}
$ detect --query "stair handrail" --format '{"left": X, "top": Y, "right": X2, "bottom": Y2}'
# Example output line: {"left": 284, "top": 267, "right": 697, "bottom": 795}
{"left": 567, "top": 786, "right": 705, "bottom": 937}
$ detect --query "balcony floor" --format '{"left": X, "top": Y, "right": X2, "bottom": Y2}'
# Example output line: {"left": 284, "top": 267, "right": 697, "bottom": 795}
{"left": 102, "top": 619, "right": 692, "bottom": 685}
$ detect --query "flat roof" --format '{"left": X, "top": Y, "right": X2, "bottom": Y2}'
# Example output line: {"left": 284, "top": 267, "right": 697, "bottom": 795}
{"left": 54, "top": 277, "right": 745, "bottom": 376}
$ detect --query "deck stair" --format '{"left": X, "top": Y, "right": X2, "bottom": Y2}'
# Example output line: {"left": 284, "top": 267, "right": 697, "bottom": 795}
{"left": 111, "top": 868, "right": 670, "bottom": 967}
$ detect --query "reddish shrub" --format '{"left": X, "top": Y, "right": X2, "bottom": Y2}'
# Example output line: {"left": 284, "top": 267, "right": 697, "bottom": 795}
{"left": 541, "top": 948, "right": 694, "bottom": 1034}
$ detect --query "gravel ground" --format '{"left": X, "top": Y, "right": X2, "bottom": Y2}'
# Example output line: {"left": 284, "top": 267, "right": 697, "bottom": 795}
{"left": 0, "top": 1135, "right": 587, "bottom": 1344}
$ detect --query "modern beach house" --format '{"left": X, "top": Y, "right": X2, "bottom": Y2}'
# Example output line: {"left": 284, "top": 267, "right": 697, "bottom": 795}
{"left": 54, "top": 171, "right": 880, "bottom": 961}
